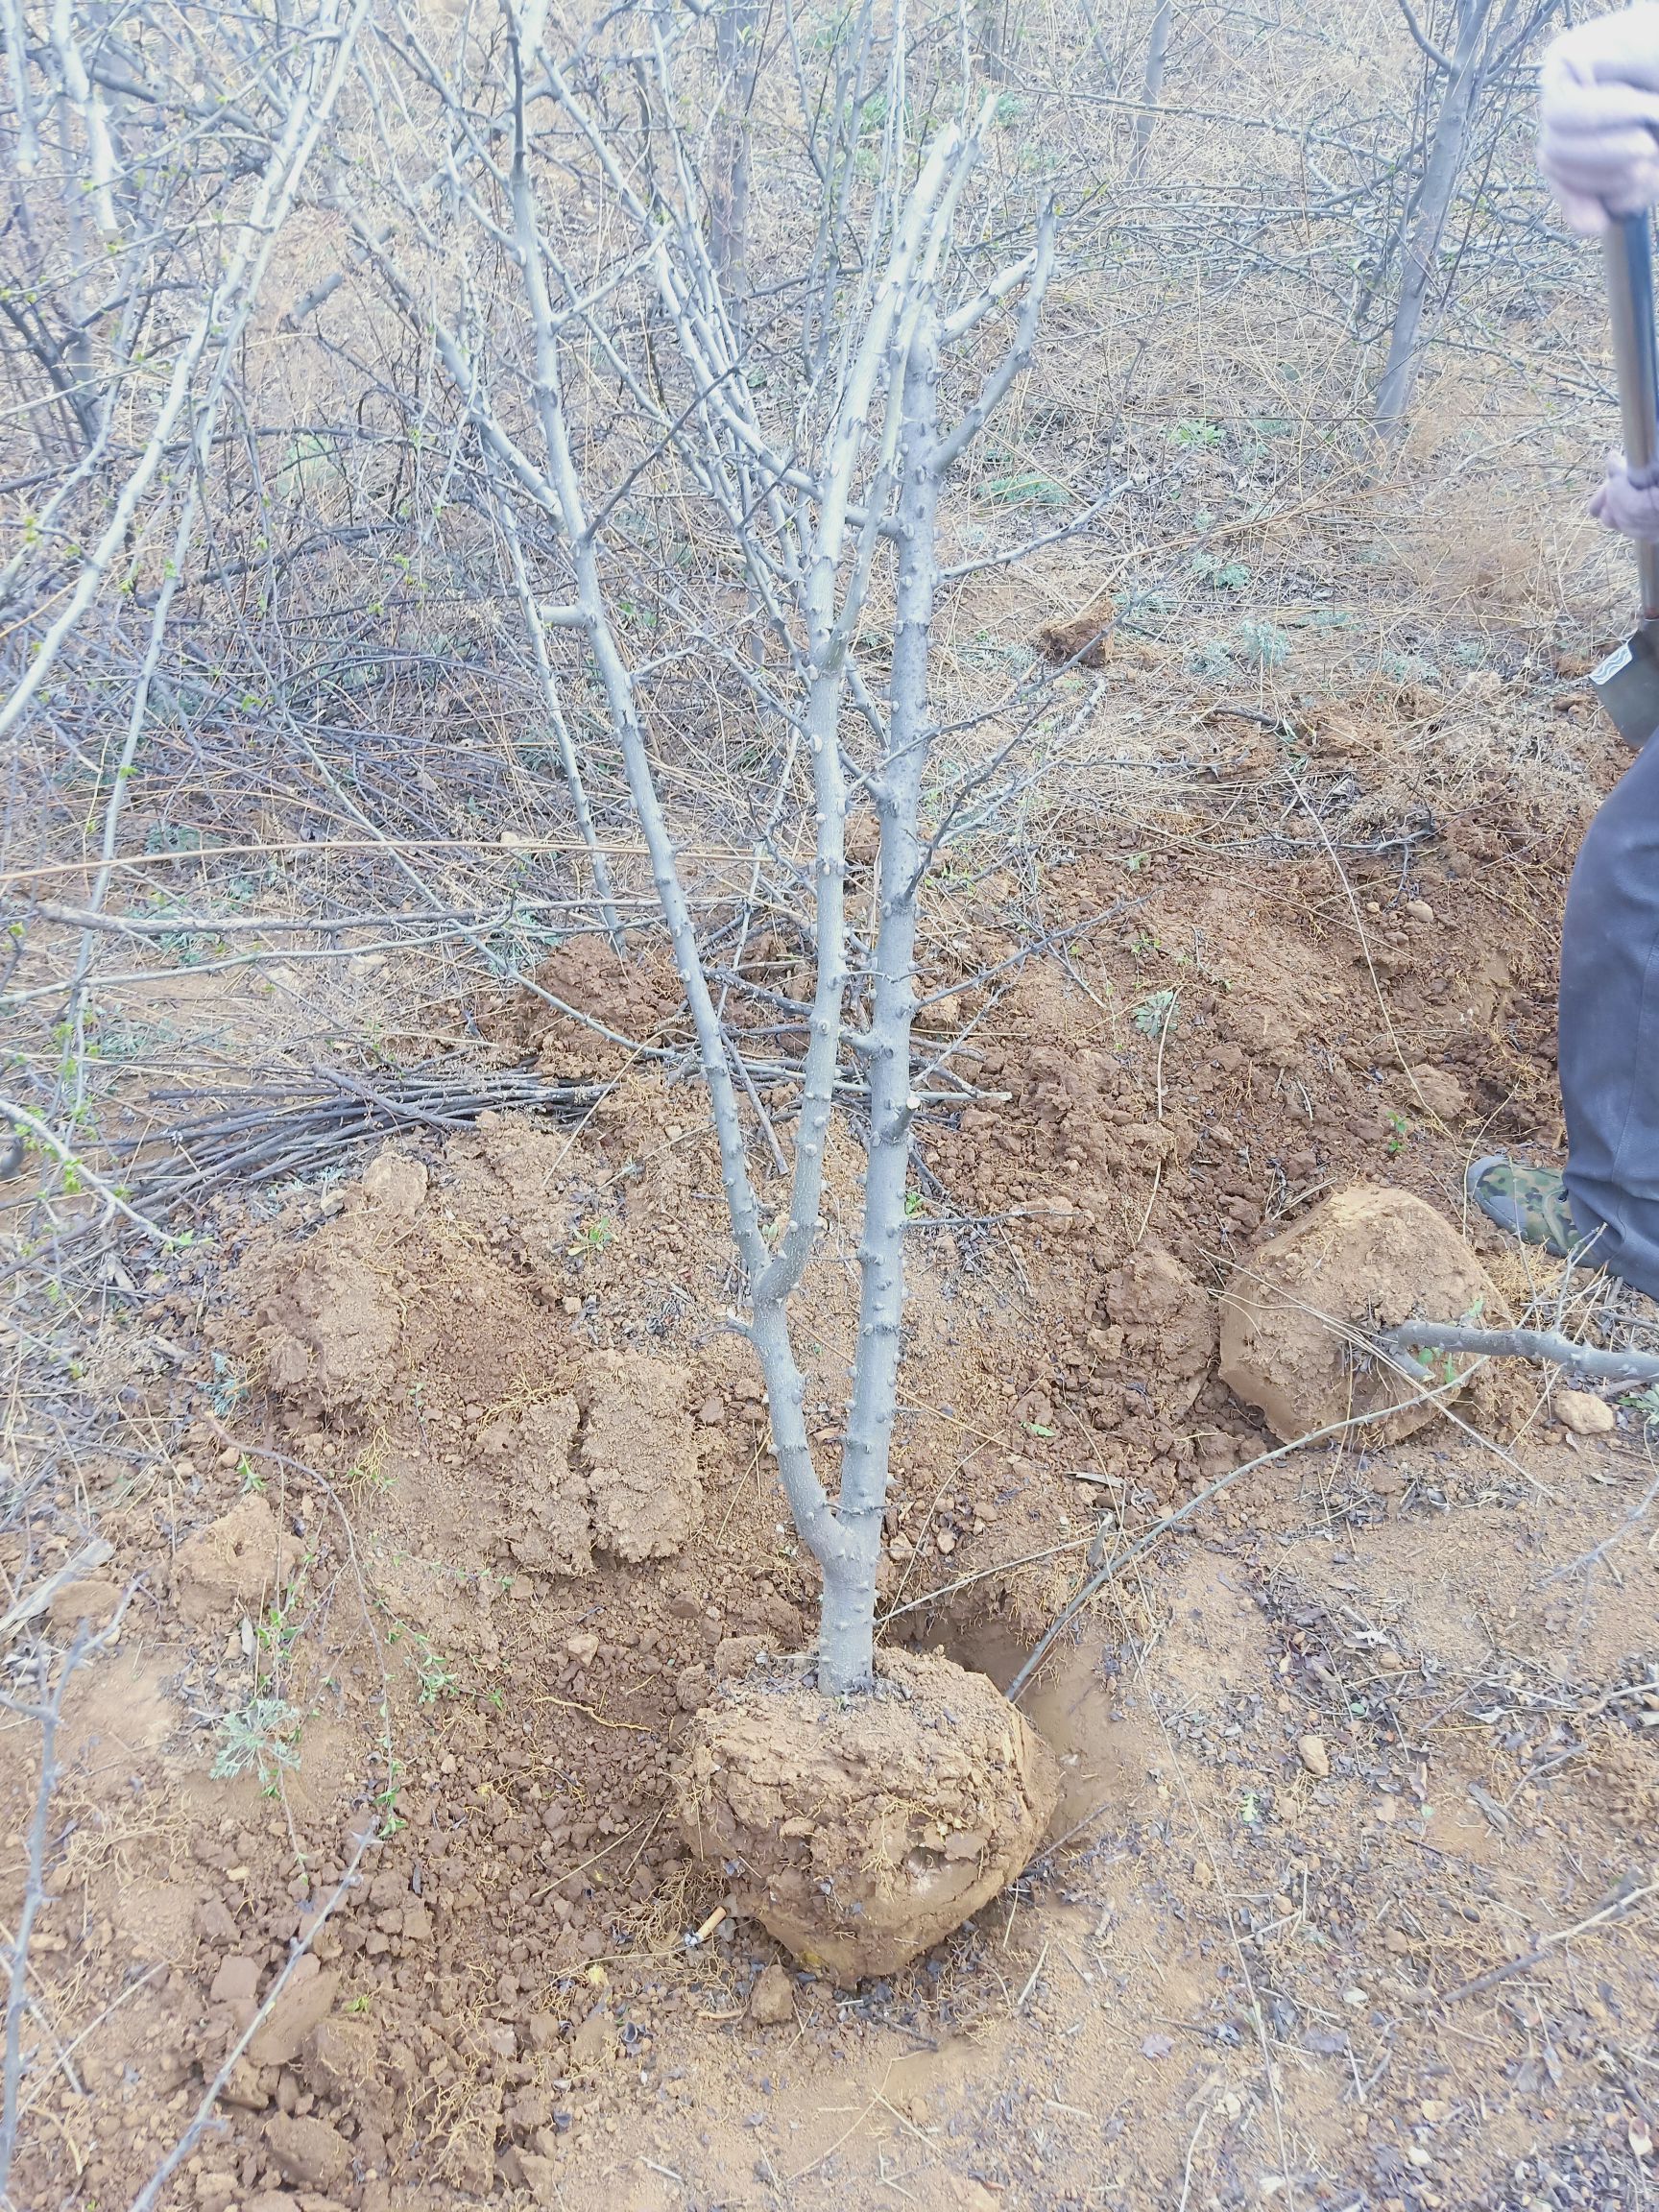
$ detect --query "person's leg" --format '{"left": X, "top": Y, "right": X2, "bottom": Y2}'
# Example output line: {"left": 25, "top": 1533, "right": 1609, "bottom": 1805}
{"left": 1556, "top": 729, "right": 1659, "bottom": 1300}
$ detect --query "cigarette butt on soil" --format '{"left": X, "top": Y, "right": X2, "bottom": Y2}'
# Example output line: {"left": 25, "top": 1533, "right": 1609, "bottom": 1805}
{"left": 693, "top": 1906, "right": 728, "bottom": 1944}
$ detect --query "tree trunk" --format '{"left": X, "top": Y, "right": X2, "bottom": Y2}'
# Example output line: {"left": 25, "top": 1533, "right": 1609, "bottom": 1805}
{"left": 818, "top": 309, "right": 943, "bottom": 1696}
{"left": 1131, "top": 0, "right": 1173, "bottom": 177}
{"left": 1374, "top": 0, "right": 1501, "bottom": 435}
{"left": 710, "top": 0, "right": 760, "bottom": 314}
{"left": 974, "top": 0, "right": 1009, "bottom": 84}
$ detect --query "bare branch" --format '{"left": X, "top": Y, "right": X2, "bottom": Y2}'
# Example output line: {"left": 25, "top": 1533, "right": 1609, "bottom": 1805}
{"left": 1395, "top": 0, "right": 1455, "bottom": 72}
{"left": 1379, "top": 1321, "right": 1659, "bottom": 1386}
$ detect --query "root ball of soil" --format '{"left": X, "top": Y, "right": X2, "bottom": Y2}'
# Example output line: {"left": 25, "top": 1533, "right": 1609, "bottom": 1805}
{"left": 674, "top": 1648, "right": 1059, "bottom": 1986}
{"left": 1218, "top": 1184, "right": 1505, "bottom": 1444}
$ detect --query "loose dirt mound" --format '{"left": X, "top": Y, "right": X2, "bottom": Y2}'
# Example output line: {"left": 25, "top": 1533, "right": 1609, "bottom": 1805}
{"left": 228, "top": 1142, "right": 706, "bottom": 1599}
{"left": 675, "top": 1649, "right": 1059, "bottom": 1984}
{"left": 477, "top": 1393, "right": 591, "bottom": 1573}
{"left": 473, "top": 936, "right": 689, "bottom": 1079}
{"left": 1217, "top": 1184, "right": 1506, "bottom": 1442}
{"left": 249, "top": 1228, "right": 403, "bottom": 1413}
{"left": 171, "top": 1494, "right": 304, "bottom": 1625}
{"left": 578, "top": 1353, "right": 703, "bottom": 1561}
{"left": 1036, "top": 591, "right": 1114, "bottom": 667}
{"left": 1095, "top": 1245, "right": 1216, "bottom": 1418}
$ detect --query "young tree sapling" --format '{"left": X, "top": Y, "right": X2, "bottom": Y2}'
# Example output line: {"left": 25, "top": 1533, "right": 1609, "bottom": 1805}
{"left": 354, "top": 0, "right": 1064, "bottom": 1974}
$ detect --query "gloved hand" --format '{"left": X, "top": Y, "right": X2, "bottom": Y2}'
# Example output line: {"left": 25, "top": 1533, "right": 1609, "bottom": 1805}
{"left": 1591, "top": 449, "right": 1659, "bottom": 539}
{"left": 1539, "top": 6, "right": 1659, "bottom": 234}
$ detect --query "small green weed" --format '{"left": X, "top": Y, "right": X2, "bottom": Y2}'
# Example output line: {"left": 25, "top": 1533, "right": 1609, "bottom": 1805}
{"left": 1133, "top": 988, "right": 1179, "bottom": 1038}
{"left": 208, "top": 1353, "right": 248, "bottom": 1416}
{"left": 416, "top": 1641, "right": 458, "bottom": 1707}
{"left": 1113, "top": 585, "right": 1175, "bottom": 620}
{"left": 343, "top": 1435, "right": 393, "bottom": 1493}
{"left": 1189, "top": 550, "right": 1251, "bottom": 590}
{"left": 981, "top": 470, "right": 1070, "bottom": 509}
{"left": 212, "top": 1696, "right": 301, "bottom": 1788}
{"left": 1236, "top": 620, "right": 1290, "bottom": 669}
{"left": 256, "top": 1571, "right": 308, "bottom": 1662}
{"left": 371, "top": 1756, "right": 407, "bottom": 1836}
{"left": 1379, "top": 649, "right": 1439, "bottom": 687}
{"left": 390, "top": 1622, "right": 459, "bottom": 1707}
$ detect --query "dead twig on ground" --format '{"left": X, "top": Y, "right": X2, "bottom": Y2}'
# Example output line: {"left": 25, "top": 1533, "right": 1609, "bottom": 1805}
{"left": 1006, "top": 1377, "right": 1474, "bottom": 1703}
{"left": 0, "top": 1588, "right": 137, "bottom": 2201}
{"left": 0, "top": 1629, "right": 89, "bottom": 2202}
{"left": 124, "top": 1831, "right": 375, "bottom": 2212}
{"left": 124, "top": 1063, "right": 612, "bottom": 1203}
{"left": 1435, "top": 1872, "right": 1659, "bottom": 2007}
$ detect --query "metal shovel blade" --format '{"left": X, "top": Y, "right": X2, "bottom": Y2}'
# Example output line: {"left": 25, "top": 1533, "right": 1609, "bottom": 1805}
{"left": 1592, "top": 620, "right": 1659, "bottom": 749}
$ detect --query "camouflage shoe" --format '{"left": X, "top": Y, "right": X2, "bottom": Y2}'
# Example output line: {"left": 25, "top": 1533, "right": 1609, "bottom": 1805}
{"left": 1466, "top": 1155, "right": 1579, "bottom": 1260}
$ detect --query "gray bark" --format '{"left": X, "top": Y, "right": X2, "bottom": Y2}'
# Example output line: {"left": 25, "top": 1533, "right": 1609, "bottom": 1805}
{"left": 1131, "top": 0, "right": 1173, "bottom": 177}
{"left": 1374, "top": 0, "right": 1505, "bottom": 435}
{"left": 710, "top": 0, "right": 759, "bottom": 313}
{"left": 974, "top": 0, "right": 1012, "bottom": 84}
{"left": 1379, "top": 1320, "right": 1659, "bottom": 1385}
{"left": 384, "top": 42, "right": 1050, "bottom": 1698}
{"left": 491, "top": 485, "right": 625, "bottom": 951}
{"left": 820, "top": 312, "right": 943, "bottom": 1695}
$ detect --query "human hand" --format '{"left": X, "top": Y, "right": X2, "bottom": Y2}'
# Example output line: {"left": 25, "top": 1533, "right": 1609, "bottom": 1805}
{"left": 1591, "top": 449, "right": 1659, "bottom": 539}
{"left": 1539, "top": 7, "right": 1659, "bottom": 234}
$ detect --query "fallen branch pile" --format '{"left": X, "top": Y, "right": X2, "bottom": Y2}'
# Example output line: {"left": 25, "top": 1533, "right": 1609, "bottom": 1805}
{"left": 125, "top": 1062, "right": 608, "bottom": 1205}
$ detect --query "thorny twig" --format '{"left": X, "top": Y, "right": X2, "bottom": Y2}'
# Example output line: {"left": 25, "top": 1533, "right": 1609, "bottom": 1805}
{"left": 1434, "top": 1872, "right": 1659, "bottom": 2007}
{"left": 1007, "top": 1373, "right": 1479, "bottom": 1703}
{"left": 1380, "top": 1319, "right": 1659, "bottom": 1387}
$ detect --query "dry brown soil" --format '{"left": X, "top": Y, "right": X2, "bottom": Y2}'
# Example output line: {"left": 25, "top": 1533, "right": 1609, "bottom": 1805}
{"left": 6, "top": 814, "right": 1659, "bottom": 2212}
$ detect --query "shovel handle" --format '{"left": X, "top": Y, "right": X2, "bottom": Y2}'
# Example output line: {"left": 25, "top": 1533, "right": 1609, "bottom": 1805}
{"left": 1604, "top": 212, "right": 1659, "bottom": 620}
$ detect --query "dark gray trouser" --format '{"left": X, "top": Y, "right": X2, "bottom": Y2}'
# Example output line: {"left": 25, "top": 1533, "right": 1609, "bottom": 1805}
{"left": 1561, "top": 728, "right": 1659, "bottom": 1299}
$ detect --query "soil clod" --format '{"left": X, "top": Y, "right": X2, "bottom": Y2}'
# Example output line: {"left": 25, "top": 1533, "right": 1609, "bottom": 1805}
{"left": 172, "top": 1494, "right": 303, "bottom": 1625}
{"left": 749, "top": 1960, "right": 797, "bottom": 2025}
{"left": 1298, "top": 1733, "right": 1331, "bottom": 1778}
{"left": 1555, "top": 1386, "right": 1616, "bottom": 1436}
{"left": 262, "top": 2110, "right": 351, "bottom": 2190}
